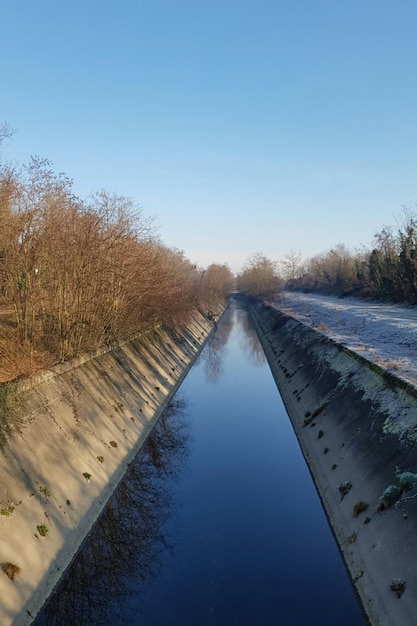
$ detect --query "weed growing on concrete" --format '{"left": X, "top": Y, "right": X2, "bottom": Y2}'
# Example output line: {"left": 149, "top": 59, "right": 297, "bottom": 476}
{"left": 396, "top": 471, "right": 417, "bottom": 493}
{"left": 353, "top": 501, "right": 369, "bottom": 517}
{"left": 391, "top": 578, "right": 406, "bottom": 598}
{"left": 97, "top": 456, "right": 104, "bottom": 463}
{"left": 39, "top": 486, "right": 50, "bottom": 498}
{"left": 323, "top": 447, "right": 330, "bottom": 454}
{"left": 364, "top": 516, "right": 371, "bottom": 525}
{"left": 303, "top": 415, "right": 313, "bottom": 426}
{"left": 318, "top": 430, "right": 324, "bottom": 439}
{"left": 0, "top": 504, "right": 15, "bottom": 516}
{"left": 331, "top": 464, "right": 337, "bottom": 470}
{"left": 378, "top": 485, "right": 401, "bottom": 509}
{"left": 347, "top": 532, "right": 356, "bottom": 544}
{"left": 112, "top": 401, "right": 124, "bottom": 412}
{"left": 83, "top": 472, "right": 91, "bottom": 482}
{"left": 109, "top": 441, "right": 118, "bottom": 448}
{"left": 339, "top": 481, "right": 352, "bottom": 500}
{"left": 1, "top": 562, "right": 21, "bottom": 580}
{"left": 312, "top": 402, "right": 328, "bottom": 419}
{"left": 377, "top": 470, "right": 417, "bottom": 511}
{"left": 0, "top": 382, "right": 24, "bottom": 449}
{"left": 37, "top": 524, "right": 48, "bottom": 537}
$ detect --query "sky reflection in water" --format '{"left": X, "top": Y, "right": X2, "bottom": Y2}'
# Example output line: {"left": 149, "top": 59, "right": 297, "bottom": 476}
{"left": 35, "top": 300, "right": 364, "bottom": 626}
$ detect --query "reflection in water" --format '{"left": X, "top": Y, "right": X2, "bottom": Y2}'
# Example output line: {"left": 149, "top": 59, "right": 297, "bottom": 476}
{"left": 34, "top": 398, "right": 190, "bottom": 626}
{"left": 34, "top": 303, "right": 363, "bottom": 626}
{"left": 238, "top": 308, "right": 266, "bottom": 365}
{"left": 198, "top": 309, "right": 234, "bottom": 383}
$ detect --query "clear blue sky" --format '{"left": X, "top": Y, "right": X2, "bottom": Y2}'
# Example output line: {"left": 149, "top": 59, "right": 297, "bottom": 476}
{"left": 3, "top": 1, "right": 417, "bottom": 272}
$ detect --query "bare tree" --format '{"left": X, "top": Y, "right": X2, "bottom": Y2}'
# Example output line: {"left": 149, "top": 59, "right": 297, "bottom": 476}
{"left": 237, "top": 252, "right": 281, "bottom": 297}
{"left": 280, "top": 249, "right": 304, "bottom": 281}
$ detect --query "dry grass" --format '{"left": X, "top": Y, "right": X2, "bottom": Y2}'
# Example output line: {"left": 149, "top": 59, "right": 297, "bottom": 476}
{"left": 0, "top": 307, "right": 55, "bottom": 382}
{"left": 1, "top": 562, "right": 21, "bottom": 580}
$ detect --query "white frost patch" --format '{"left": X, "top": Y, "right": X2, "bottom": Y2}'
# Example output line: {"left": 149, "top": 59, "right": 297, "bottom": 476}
{"left": 273, "top": 292, "right": 417, "bottom": 387}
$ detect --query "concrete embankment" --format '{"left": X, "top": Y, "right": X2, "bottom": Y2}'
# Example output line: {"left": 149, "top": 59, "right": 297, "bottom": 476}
{"left": 0, "top": 310, "right": 216, "bottom": 626}
{"left": 249, "top": 300, "right": 417, "bottom": 626}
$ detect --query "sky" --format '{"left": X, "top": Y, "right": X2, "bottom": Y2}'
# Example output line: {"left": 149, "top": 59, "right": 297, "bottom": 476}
{"left": 2, "top": 1, "right": 417, "bottom": 273}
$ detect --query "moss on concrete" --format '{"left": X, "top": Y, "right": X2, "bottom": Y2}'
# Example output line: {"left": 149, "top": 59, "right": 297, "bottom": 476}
{"left": 249, "top": 300, "right": 417, "bottom": 626}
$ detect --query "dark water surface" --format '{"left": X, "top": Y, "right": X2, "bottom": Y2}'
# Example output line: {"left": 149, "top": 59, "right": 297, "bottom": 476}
{"left": 35, "top": 301, "right": 364, "bottom": 625}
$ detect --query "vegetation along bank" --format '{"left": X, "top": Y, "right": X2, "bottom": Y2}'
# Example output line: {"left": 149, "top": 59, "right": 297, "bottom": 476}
{"left": 249, "top": 299, "right": 417, "bottom": 626}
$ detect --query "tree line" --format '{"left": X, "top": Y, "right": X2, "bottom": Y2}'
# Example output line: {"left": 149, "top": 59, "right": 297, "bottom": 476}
{"left": 285, "top": 209, "right": 417, "bottom": 302}
{"left": 237, "top": 209, "right": 417, "bottom": 305}
{"left": 0, "top": 129, "right": 234, "bottom": 380}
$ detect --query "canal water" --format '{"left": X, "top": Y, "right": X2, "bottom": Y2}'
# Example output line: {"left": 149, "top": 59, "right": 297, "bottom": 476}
{"left": 35, "top": 300, "right": 364, "bottom": 625}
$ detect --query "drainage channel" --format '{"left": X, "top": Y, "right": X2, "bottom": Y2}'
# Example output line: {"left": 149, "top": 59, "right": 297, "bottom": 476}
{"left": 34, "top": 300, "right": 365, "bottom": 625}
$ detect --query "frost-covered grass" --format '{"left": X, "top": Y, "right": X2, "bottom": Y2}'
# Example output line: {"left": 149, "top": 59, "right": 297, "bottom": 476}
{"left": 275, "top": 292, "right": 417, "bottom": 386}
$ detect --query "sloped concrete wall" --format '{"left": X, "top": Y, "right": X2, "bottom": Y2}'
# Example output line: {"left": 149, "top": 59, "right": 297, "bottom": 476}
{"left": 0, "top": 311, "right": 215, "bottom": 626}
{"left": 249, "top": 300, "right": 417, "bottom": 626}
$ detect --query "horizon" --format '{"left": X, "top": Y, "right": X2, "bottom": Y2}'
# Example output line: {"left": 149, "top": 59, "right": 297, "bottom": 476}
{"left": 3, "top": 1, "right": 417, "bottom": 273}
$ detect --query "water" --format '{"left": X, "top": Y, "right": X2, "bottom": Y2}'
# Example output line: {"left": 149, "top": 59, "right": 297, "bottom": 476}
{"left": 35, "top": 300, "right": 364, "bottom": 625}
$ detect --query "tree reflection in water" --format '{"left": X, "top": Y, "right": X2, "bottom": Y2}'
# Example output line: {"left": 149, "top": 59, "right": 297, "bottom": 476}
{"left": 34, "top": 397, "right": 190, "bottom": 626}
{"left": 198, "top": 311, "right": 234, "bottom": 384}
{"left": 238, "top": 309, "right": 266, "bottom": 365}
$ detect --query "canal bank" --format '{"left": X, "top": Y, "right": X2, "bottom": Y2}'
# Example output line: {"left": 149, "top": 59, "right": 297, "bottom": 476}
{"left": 0, "top": 310, "right": 217, "bottom": 626}
{"left": 249, "top": 298, "right": 417, "bottom": 626}
{"left": 34, "top": 299, "right": 364, "bottom": 626}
